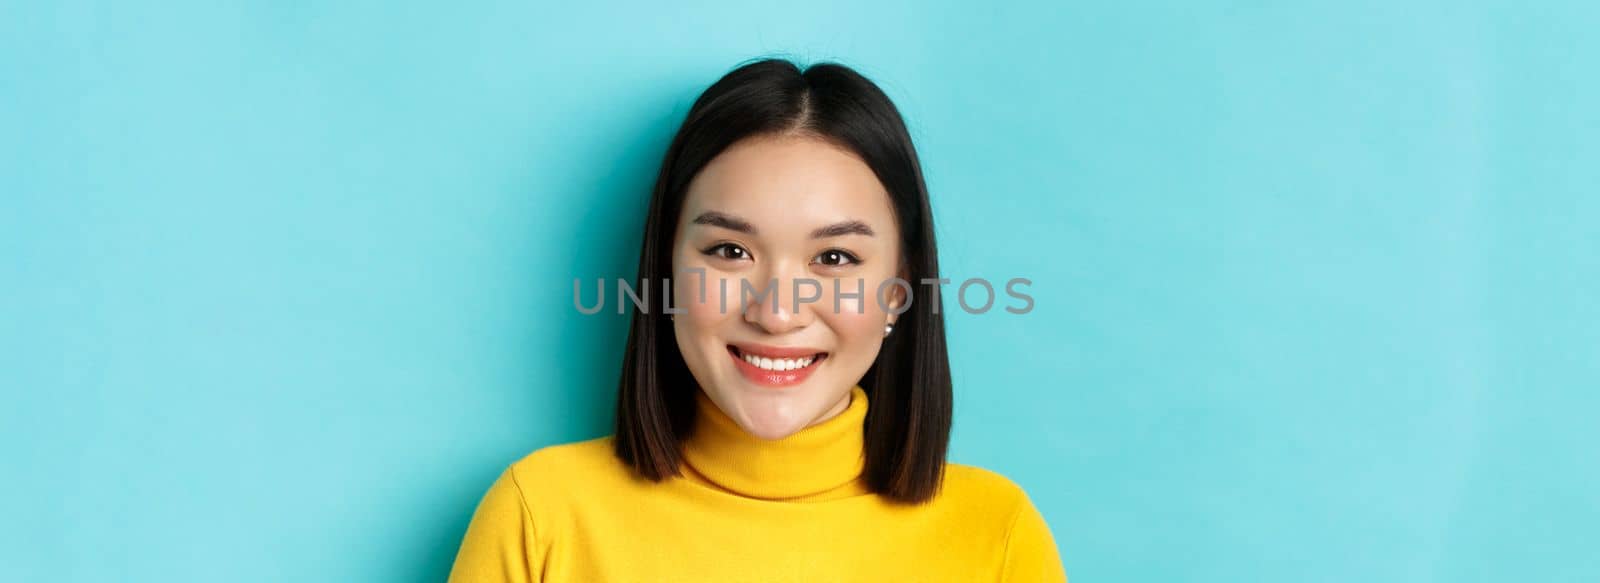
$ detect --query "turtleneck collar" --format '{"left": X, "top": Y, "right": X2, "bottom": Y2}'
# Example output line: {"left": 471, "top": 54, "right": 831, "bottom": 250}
{"left": 680, "top": 385, "right": 870, "bottom": 501}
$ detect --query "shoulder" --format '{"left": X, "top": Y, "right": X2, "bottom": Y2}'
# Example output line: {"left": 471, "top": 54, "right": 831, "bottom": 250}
{"left": 510, "top": 435, "right": 618, "bottom": 473}
{"left": 942, "top": 462, "right": 1030, "bottom": 502}
{"left": 936, "top": 462, "right": 1042, "bottom": 524}
{"left": 505, "top": 435, "right": 623, "bottom": 487}
{"left": 479, "top": 436, "right": 632, "bottom": 533}
{"left": 943, "top": 464, "right": 1067, "bottom": 580}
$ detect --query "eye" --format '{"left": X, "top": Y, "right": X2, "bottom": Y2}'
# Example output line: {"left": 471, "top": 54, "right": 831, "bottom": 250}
{"left": 701, "top": 242, "right": 751, "bottom": 261}
{"left": 813, "top": 249, "right": 861, "bottom": 267}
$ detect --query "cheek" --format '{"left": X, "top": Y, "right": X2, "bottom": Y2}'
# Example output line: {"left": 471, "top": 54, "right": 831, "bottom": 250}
{"left": 670, "top": 264, "right": 729, "bottom": 378}
{"left": 672, "top": 263, "right": 737, "bottom": 326}
{"left": 819, "top": 307, "right": 886, "bottom": 355}
{"left": 814, "top": 276, "right": 901, "bottom": 320}
{"left": 816, "top": 278, "right": 882, "bottom": 317}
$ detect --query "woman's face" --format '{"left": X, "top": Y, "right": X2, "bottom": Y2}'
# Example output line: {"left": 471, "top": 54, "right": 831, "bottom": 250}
{"left": 670, "top": 133, "right": 904, "bottom": 440}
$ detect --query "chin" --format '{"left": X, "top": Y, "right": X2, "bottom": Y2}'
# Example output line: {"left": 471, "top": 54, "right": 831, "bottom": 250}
{"left": 721, "top": 381, "right": 829, "bottom": 438}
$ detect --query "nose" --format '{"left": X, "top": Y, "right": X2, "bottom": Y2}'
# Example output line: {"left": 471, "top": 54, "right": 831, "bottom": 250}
{"left": 741, "top": 260, "right": 816, "bottom": 335}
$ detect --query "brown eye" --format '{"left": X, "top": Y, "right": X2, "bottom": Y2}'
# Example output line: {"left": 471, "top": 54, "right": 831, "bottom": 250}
{"left": 814, "top": 249, "right": 860, "bottom": 267}
{"left": 702, "top": 243, "right": 751, "bottom": 261}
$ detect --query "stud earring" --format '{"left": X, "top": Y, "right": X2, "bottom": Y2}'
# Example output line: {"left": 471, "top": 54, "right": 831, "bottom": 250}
{"left": 884, "top": 322, "right": 894, "bottom": 337}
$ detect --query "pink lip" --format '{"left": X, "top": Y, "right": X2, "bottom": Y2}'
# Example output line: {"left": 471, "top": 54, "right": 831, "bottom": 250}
{"left": 726, "top": 343, "right": 829, "bottom": 388}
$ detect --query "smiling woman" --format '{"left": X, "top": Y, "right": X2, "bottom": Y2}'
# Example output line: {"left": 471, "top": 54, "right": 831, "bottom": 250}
{"left": 672, "top": 133, "right": 907, "bottom": 442}
{"left": 447, "top": 58, "right": 1067, "bottom": 582}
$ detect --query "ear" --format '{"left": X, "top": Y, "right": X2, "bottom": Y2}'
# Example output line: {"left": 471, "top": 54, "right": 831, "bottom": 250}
{"left": 885, "top": 265, "right": 911, "bottom": 323}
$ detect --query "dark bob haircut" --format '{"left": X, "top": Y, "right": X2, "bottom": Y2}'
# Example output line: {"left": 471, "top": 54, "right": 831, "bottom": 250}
{"left": 612, "top": 57, "right": 953, "bottom": 504}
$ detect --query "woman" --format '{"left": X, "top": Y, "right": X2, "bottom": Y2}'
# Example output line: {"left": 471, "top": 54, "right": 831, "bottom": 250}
{"left": 448, "top": 58, "right": 1066, "bottom": 582}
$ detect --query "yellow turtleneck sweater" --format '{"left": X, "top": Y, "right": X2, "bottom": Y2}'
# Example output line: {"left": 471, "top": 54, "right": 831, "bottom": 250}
{"left": 447, "top": 385, "right": 1067, "bottom": 582}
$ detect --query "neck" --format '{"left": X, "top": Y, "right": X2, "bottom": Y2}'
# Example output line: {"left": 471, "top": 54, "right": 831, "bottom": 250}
{"left": 680, "top": 385, "right": 871, "bottom": 501}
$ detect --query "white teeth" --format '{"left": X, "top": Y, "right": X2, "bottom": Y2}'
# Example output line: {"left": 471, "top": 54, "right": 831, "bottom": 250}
{"left": 741, "top": 352, "right": 817, "bottom": 371}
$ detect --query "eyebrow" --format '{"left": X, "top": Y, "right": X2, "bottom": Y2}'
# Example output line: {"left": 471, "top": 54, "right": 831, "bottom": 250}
{"left": 690, "top": 211, "right": 876, "bottom": 239}
{"left": 690, "top": 211, "right": 755, "bottom": 234}
{"left": 809, "top": 219, "right": 875, "bottom": 239}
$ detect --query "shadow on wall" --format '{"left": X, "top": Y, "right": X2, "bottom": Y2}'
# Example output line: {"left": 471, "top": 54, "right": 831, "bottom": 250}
{"left": 406, "top": 77, "right": 694, "bottom": 582}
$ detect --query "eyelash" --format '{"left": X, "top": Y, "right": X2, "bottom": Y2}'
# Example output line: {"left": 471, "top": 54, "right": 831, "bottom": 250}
{"left": 698, "top": 243, "right": 862, "bottom": 268}
{"left": 701, "top": 242, "right": 750, "bottom": 261}
{"left": 814, "top": 248, "right": 861, "bottom": 267}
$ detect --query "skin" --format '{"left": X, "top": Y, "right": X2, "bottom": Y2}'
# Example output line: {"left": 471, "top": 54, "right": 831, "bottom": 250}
{"left": 670, "top": 132, "right": 906, "bottom": 441}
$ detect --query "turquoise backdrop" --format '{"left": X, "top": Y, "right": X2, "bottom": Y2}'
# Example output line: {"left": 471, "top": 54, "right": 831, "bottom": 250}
{"left": 3, "top": 1, "right": 1596, "bottom": 581}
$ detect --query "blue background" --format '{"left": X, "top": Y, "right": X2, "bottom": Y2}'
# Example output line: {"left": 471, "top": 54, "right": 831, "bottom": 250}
{"left": 4, "top": 1, "right": 1596, "bottom": 581}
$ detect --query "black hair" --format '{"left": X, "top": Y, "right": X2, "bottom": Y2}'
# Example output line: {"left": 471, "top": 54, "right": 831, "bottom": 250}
{"left": 612, "top": 57, "right": 952, "bottom": 504}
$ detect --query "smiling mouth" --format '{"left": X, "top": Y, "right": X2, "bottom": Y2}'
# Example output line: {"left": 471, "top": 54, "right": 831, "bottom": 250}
{"left": 726, "top": 345, "right": 829, "bottom": 372}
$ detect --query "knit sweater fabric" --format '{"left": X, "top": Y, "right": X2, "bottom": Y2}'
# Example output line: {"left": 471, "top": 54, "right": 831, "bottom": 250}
{"left": 447, "top": 385, "right": 1067, "bottom": 582}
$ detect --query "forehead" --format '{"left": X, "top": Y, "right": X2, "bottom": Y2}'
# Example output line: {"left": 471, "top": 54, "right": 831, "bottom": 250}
{"left": 681, "top": 134, "right": 895, "bottom": 230}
